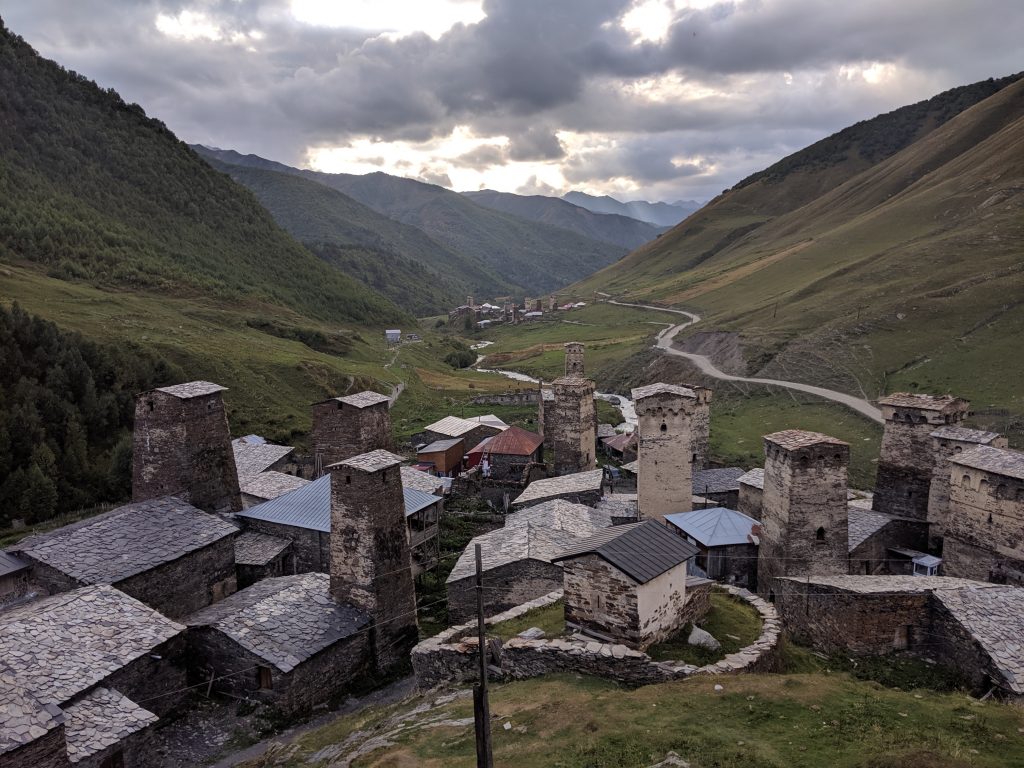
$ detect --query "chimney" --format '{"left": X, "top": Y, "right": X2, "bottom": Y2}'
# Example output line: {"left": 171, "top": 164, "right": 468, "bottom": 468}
{"left": 632, "top": 383, "right": 699, "bottom": 522}
{"left": 328, "top": 449, "right": 418, "bottom": 670}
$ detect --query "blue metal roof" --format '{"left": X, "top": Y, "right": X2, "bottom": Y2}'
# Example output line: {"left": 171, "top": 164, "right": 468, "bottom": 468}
{"left": 237, "top": 474, "right": 439, "bottom": 531}
{"left": 664, "top": 507, "right": 758, "bottom": 548}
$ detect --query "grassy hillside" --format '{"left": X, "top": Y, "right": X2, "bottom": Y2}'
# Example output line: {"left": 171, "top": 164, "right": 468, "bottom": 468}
{"left": 463, "top": 189, "right": 667, "bottom": 249}
{"left": 575, "top": 74, "right": 1024, "bottom": 439}
{"left": 0, "top": 21, "right": 404, "bottom": 328}
{"left": 196, "top": 147, "right": 627, "bottom": 296}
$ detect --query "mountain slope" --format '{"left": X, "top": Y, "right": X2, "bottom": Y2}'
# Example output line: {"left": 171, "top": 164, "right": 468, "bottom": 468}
{"left": 576, "top": 74, "right": 1024, "bottom": 435}
{"left": 204, "top": 158, "right": 513, "bottom": 314}
{"left": 563, "top": 192, "right": 701, "bottom": 227}
{"left": 462, "top": 189, "right": 666, "bottom": 249}
{"left": 195, "top": 148, "right": 627, "bottom": 296}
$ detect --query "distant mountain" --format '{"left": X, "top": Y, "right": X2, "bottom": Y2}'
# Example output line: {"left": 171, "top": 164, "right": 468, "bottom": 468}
{"left": 195, "top": 148, "right": 626, "bottom": 297}
{"left": 202, "top": 158, "right": 515, "bottom": 314}
{"left": 562, "top": 192, "right": 701, "bottom": 227}
{"left": 462, "top": 189, "right": 667, "bottom": 250}
{"left": 576, "top": 73, "right": 1024, "bottom": 440}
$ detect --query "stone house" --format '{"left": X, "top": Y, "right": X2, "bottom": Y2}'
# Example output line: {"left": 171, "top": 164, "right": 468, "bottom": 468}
{"left": 632, "top": 383, "right": 700, "bottom": 522}
{"left": 310, "top": 391, "right": 393, "bottom": 471}
{"left": 14, "top": 496, "right": 239, "bottom": 619}
{"left": 239, "top": 471, "right": 310, "bottom": 508}
{"left": 186, "top": 573, "right": 371, "bottom": 715}
{"left": 736, "top": 468, "right": 764, "bottom": 519}
{"left": 692, "top": 467, "right": 746, "bottom": 509}
{"left": 601, "top": 431, "right": 638, "bottom": 462}
{"left": 232, "top": 434, "right": 307, "bottom": 508}
{"left": 846, "top": 506, "right": 929, "bottom": 575}
{"left": 927, "top": 426, "right": 1007, "bottom": 549}
{"left": 132, "top": 381, "right": 242, "bottom": 514}
{"left": 873, "top": 393, "right": 969, "bottom": 520}
{"left": 757, "top": 430, "right": 850, "bottom": 598}
{"left": 774, "top": 575, "right": 1024, "bottom": 701}
{"left": 416, "top": 438, "right": 466, "bottom": 476}
{"left": 943, "top": 445, "right": 1024, "bottom": 584}
{"left": 418, "top": 415, "right": 503, "bottom": 457}
{"left": 511, "top": 469, "right": 604, "bottom": 509}
{"left": 665, "top": 506, "right": 759, "bottom": 589}
{"left": 233, "top": 531, "right": 294, "bottom": 588}
{"left": 0, "top": 550, "right": 29, "bottom": 608}
{"left": 403, "top": 487, "right": 443, "bottom": 575}
{"left": 446, "top": 499, "right": 612, "bottom": 623}
{"left": 0, "top": 585, "right": 187, "bottom": 767}
{"left": 475, "top": 425, "right": 544, "bottom": 481}
{"left": 553, "top": 520, "right": 700, "bottom": 649}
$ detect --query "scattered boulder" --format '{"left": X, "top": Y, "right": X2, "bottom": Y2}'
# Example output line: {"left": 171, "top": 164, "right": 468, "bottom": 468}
{"left": 688, "top": 626, "right": 721, "bottom": 651}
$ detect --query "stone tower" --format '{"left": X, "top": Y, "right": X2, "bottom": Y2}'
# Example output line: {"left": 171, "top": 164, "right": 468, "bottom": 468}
{"left": 328, "top": 449, "right": 418, "bottom": 670}
{"left": 564, "top": 342, "right": 585, "bottom": 377}
{"left": 687, "top": 384, "right": 713, "bottom": 469}
{"left": 927, "top": 426, "right": 1008, "bottom": 549}
{"left": 311, "top": 391, "right": 392, "bottom": 473}
{"left": 632, "top": 383, "right": 699, "bottom": 522}
{"left": 552, "top": 375, "right": 596, "bottom": 476}
{"left": 757, "top": 430, "right": 850, "bottom": 597}
{"left": 132, "top": 381, "right": 241, "bottom": 514}
{"left": 874, "top": 393, "right": 970, "bottom": 519}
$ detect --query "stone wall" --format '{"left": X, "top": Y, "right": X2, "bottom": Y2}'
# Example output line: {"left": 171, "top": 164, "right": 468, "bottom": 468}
{"left": 774, "top": 580, "right": 931, "bottom": 655}
{"left": 103, "top": 634, "right": 189, "bottom": 717}
{"left": 412, "top": 585, "right": 780, "bottom": 690}
{"left": 689, "top": 386, "right": 712, "bottom": 470}
{"left": 848, "top": 518, "right": 929, "bottom": 575}
{"left": 738, "top": 483, "right": 763, "bottom": 521}
{"left": 562, "top": 554, "right": 641, "bottom": 644}
{"left": 115, "top": 536, "right": 237, "bottom": 619}
{"left": 471, "top": 390, "right": 539, "bottom": 406}
{"left": 551, "top": 378, "right": 596, "bottom": 476}
{"left": 3, "top": 727, "right": 69, "bottom": 768}
{"left": 634, "top": 388, "right": 697, "bottom": 521}
{"left": 447, "top": 559, "right": 563, "bottom": 625}
{"left": 943, "top": 466, "right": 1024, "bottom": 583}
{"left": 757, "top": 438, "right": 849, "bottom": 596}
{"left": 132, "top": 389, "right": 241, "bottom": 514}
{"left": 240, "top": 518, "right": 330, "bottom": 574}
{"left": 311, "top": 399, "right": 391, "bottom": 469}
{"left": 0, "top": 570, "right": 29, "bottom": 608}
{"left": 705, "top": 543, "right": 758, "bottom": 590}
{"left": 77, "top": 726, "right": 154, "bottom": 768}
{"left": 927, "top": 435, "right": 1007, "bottom": 548}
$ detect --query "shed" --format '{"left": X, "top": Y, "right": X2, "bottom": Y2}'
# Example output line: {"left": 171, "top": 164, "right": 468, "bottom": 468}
{"left": 385, "top": 329, "right": 401, "bottom": 344}
{"left": 664, "top": 507, "right": 758, "bottom": 589}
{"left": 477, "top": 426, "right": 544, "bottom": 480}
{"left": 416, "top": 438, "right": 466, "bottom": 476}
{"left": 553, "top": 520, "right": 700, "bottom": 648}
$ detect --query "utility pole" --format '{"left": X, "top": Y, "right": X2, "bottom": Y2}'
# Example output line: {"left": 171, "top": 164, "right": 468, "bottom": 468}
{"left": 473, "top": 544, "right": 494, "bottom": 768}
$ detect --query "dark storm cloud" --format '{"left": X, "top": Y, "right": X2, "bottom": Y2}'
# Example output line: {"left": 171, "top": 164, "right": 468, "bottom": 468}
{"left": 4, "top": 0, "right": 1022, "bottom": 198}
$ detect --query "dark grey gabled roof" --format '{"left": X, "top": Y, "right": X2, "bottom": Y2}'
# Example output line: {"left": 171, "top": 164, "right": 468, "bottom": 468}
{"left": 552, "top": 519, "right": 698, "bottom": 584}
{"left": 692, "top": 467, "right": 746, "bottom": 494}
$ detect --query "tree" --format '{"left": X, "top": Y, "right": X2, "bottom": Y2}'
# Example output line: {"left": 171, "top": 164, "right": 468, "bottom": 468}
{"left": 19, "top": 463, "right": 57, "bottom": 523}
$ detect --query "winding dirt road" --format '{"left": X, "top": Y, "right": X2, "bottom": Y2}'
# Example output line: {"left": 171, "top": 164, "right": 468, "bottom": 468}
{"left": 608, "top": 300, "right": 883, "bottom": 424}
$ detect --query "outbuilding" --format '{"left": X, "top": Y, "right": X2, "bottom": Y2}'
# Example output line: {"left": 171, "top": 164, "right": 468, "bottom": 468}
{"left": 664, "top": 506, "right": 759, "bottom": 589}
{"left": 416, "top": 438, "right": 466, "bottom": 476}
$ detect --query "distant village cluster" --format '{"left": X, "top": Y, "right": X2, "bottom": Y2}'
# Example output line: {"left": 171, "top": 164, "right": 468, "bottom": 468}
{"left": 448, "top": 294, "right": 589, "bottom": 328}
{"left": 2, "top": 344, "right": 1024, "bottom": 766}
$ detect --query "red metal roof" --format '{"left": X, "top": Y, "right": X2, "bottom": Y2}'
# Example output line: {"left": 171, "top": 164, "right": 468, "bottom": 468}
{"left": 481, "top": 426, "right": 543, "bottom": 456}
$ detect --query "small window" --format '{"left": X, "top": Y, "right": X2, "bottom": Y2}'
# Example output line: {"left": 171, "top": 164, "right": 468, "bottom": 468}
{"left": 146, "top": 400, "right": 154, "bottom": 412}
{"left": 660, "top": 422, "right": 667, "bottom": 433}
{"left": 345, "top": 475, "right": 351, "bottom": 485}
{"left": 961, "top": 474, "right": 971, "bottom": 489}
{"left": 258, "top": 666, "right": 273, "bottom": 689}
{"left": 815, "top": 527, "right": 826, "bottom": 542}
{"left": 692, "top": 453, "right": 698, "bottom": 464}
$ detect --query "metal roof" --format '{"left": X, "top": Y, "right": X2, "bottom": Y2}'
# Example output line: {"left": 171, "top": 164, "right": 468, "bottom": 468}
{"left": 423, "top": 415, "right": 483, "bottom": 437}
{"left": 552, "top": 519, "right": 698, "bottom": 584}
{"left": 664, "top": 507, "right": 758, "bottom": 547}
{"left": 403, "top": 487, "right": 440, "bottom": 517}
{"left": 480, "top": 426, "right": 543, "bottom": 456}
{"left": 418, "top": 438, "right": 465, "bottom": 454}
{"left": 0, "top": 550, "right": 28, "bottom": 578}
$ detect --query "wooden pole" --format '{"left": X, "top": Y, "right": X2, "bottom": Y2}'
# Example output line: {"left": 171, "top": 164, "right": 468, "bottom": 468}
{"left": 474, "top": 543, "right": 494, "bottom": 768}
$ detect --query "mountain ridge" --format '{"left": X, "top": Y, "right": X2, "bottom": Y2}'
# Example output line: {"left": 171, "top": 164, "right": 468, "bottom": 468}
{"left": 562, "top": 191, "right": 701, "bottom": 227}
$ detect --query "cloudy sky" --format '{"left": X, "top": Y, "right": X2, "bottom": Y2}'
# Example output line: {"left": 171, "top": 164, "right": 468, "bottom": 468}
{"left": 5, "top": 1, "right": 1022, "bottom": 202}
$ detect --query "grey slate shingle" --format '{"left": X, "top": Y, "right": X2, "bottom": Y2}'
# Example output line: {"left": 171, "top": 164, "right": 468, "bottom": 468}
{"left": 0, "top": 664, "right": 64, "bottom": 756}
{"left": 63, "top": 687, "right": 157, "bottom": 764}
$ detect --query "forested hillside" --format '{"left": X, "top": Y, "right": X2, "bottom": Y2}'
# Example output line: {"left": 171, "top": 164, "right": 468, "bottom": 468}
{"left": 0, "top": 19, "right": 403, "bottom": 326}
{"left": 0, "top": 303, "right": 182, "bottom": 526}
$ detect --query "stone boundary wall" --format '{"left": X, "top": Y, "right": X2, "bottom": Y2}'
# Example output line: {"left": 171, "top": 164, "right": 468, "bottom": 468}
{"left": 412, "top": 584, "right": 780, "bottom": 689}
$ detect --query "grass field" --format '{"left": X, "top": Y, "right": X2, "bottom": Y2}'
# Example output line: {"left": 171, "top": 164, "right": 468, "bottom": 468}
{"left": 241, "top": 671, "right": 1024, "bottom": 767}
{"left": 647, "top": 590, "right": 763, "bottom": 665}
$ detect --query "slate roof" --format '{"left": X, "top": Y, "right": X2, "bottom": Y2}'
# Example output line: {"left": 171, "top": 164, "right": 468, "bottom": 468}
{"left": 930, "top": 425, "right": 1002, "bottom": 445}
{"left": 878, "top": 393, "right": 966, "bottom": 412}
{"left": 423, "top": 416, "right": 486, "bottom": 437}
{"left": 665, "top": 507, "right": 758, "bottom": 547}
{"left": 552, "top": 375, "right": 592, "bottom": 387}
{"left": 620, "top": 459, "right": 639, "bottom": 474}
{"left": 447, "top": 499, "right": 611, "bottom": 583}
{"left": 233, "top": 438, "right": 294, "bottom": 479}
{"left": 481, "top": 426, "right": 543, "bottom": 456}
{"left": 931, "top": 586, "right": 1024, "bottom": 694}
{"left": 847, "top": 507, "right": 897, "bottom": 551}
{"left": 335, "top": 449, "right": 405, "bottom": 473}
{"left": 0, "top": 550, "right": 28, "bottom": 578}
{"left": 950, "top": 445, "right": 1024, "bottom": 481}
{"left": 776, "top": 574, "right": 991, "bottom": 594}
{"left": 553, "top": 519, "right": 699, "bottom": 584}
{"left": 400, "top": 466, "right": 444, "bottom": 495}
{"left": 595, "top": 494, "right": 639, "bottom": 522}
{"left": 0, "top": 664, "right": 64, "bottom": 756}
{"left": 63, "top": 687, "right": 157, "bottom": 764}
{"left": 0, "top": 585, "right": 184, "bottom": 706}
{"left": 337, "top": 391, "right": 391, "bottom": 408}
{"left": 512, "top": 469, "right": 604, "bottom": 507}
{"left": 596, "top": 424, "right": 617, "bottom": 439}
{"left": 17, "top": 497, "right": 238, "bottom": 585}
{"left": 404, "top": 487, "right": 440, "bottom": 517}
{"left": 693, "top": 467, "right": 746, "bottom": 494}
{"left": 764, "top": 430, "right": 848, "bottom": 451}
{"left": 186, "top": 573, "right": 369, "bottom": 673}
{"left": 154, "top": 381, "right": 225, "bottom": 399}
{"left": 418, "top": 438, "right": 465, "bottom": 454}
{"left": 631, "top": 383, "right": 696, "bottom": 401}
{"left": 234, "top": 531, "right": 292, "bottom": 566}
{"left": 737, "top": 468, "right": 764, "bottom": 490}
{"left": 602, "top": 432, "right": 637, "bottom": 453}
{"left": 239, "top": 471, "right": 309, "bottom": 501}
